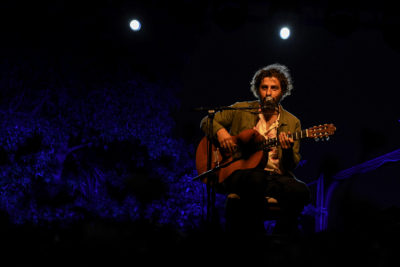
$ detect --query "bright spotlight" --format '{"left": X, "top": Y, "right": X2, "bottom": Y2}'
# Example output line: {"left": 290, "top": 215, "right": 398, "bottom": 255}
{"left": 279, "top": 27, "right": 290, "bottom": 40}
{"left": 130, "top": 19, "right": 141, "bottom": 31}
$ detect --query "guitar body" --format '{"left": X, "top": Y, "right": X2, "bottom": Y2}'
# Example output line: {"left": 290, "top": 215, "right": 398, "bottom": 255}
{"left": 195, "top": 129, "right": 267, "bottom": 183}
{"left": 195, "top": 123, "right": 336, "bottom": 184}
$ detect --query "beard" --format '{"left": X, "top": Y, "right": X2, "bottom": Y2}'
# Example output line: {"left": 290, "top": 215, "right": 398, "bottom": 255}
{"left": 260, "top": 96, "right": 279, "bottom": 113}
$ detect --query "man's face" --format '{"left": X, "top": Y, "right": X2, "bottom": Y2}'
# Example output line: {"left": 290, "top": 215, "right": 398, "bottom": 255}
{"left": 258, "top": 76, "right": 283, "bottom": 103}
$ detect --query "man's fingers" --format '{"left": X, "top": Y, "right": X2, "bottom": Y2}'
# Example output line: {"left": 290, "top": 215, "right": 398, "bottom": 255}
{"left": 287, "top": 131, "right": 294, "bottom": 142}
{"left": 228, "top": 142, "right": 236, "bottom": 152}
{"left": 279, "top": 132, "right": 293, "bottom": 149}
{"left": 222, "top": 138, "right": 236, "bottom": 152}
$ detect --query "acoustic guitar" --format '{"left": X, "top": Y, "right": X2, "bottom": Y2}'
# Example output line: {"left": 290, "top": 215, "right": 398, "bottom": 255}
{"left": 195, "top": 124, "right": 336, "bottom": 184}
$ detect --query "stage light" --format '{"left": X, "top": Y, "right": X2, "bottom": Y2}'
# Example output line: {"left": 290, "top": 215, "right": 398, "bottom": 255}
{"left": 130, "top": 19, "right": 141, "bottom": 31}
{"left": 279, "top": 27, "right": 290, "bottom": 40}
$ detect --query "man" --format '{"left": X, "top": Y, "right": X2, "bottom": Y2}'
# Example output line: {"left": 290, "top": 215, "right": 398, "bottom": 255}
{"left": 199, "top": 63, "right": 310, "bottom": 237}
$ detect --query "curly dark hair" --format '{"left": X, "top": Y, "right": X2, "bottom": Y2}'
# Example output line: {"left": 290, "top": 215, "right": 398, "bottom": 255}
{"left": 250, "top": 63, "right": 294, "bottom": 101}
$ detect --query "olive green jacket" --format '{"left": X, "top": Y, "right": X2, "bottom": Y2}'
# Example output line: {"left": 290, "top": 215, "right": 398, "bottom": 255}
{"left": 200, "top": 100, "right": 301, "bottom": 173}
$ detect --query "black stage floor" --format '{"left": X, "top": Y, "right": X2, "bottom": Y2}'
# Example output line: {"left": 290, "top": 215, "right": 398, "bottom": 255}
{"left": 1, "top": 217, "right": 399, "bottom": 267}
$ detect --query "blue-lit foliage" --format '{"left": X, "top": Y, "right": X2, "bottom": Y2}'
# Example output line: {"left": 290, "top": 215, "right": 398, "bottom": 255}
{"left": 0, "top": 59, "right": 212, "bottom": 230}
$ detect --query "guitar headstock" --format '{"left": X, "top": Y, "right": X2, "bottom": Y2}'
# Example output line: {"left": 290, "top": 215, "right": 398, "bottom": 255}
{"left": 308, "top": 123, "right": 336, "bottom": 141}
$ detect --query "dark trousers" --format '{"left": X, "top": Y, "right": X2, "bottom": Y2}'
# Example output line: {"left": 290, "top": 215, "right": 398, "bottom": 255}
{"left": 223, "top": 168, "right": 311, "bottom": 235}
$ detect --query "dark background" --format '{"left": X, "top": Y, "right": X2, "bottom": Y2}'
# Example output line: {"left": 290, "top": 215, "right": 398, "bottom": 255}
{"left": 1, "top": 0, "right": 400, "bottom": 265}
{"left": 3, "top": 0, "right": 399, "bottom": 167}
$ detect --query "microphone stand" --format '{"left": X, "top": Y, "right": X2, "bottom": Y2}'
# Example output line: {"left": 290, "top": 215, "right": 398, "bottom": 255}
{"left": 192, "top": 104, "right": 261, "bottom": 229}
{"left": 205, "top": 109, "right": 217, "bottom": 227}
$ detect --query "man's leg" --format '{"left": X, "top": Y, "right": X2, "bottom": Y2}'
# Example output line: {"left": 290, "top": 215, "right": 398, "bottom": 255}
{"left": 268, "top": 175, "right": 311, "bottom": 236}
{"left": 224, "top": 169, "right": 269, "bottom": 236}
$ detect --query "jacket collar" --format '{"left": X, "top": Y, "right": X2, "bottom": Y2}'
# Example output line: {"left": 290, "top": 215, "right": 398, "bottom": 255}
{"left": 278, "top": 105, "right": 289, "bottom": 126}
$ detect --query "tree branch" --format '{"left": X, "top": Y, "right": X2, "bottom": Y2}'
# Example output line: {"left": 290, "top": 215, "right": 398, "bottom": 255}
{"left": 68, "top": 142, "right": 93, "bottom": 154}
{"left": 31, "top": 93, "right": 50, "bottom": 117}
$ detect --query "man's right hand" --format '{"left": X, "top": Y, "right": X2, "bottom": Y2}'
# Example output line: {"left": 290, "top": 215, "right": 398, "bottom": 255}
{"left": 217, "top": 128, "right": 237, "bottom": 153}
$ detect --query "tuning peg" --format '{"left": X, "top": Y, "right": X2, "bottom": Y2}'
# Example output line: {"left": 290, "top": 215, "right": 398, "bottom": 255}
{"left": 314, "top": 137, "right": 319, "bottom": 142}
{"left": 325, "top": 136, "right": 330, "bottom": 141}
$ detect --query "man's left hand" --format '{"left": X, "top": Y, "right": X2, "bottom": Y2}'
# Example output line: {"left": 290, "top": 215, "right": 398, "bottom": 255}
{"left": 279, "top": 131, "right": 294, "bottom": 149}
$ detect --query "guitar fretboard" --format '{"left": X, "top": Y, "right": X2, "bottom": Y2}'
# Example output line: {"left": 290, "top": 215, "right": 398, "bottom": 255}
{"left": 257, "top": 129, "right": 308, "bottom": 150}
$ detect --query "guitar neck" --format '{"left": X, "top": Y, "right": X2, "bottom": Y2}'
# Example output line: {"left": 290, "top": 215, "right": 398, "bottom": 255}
{"left": 259, "top": 129, "right": 309, "bottom": 149}
{"left": 289, "top": 129, "right": 309, "bottom": 141}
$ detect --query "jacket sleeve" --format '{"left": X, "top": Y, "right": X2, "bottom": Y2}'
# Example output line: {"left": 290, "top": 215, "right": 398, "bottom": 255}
{"left": 199, "top": 105, "right": 236, "bottom": 139}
